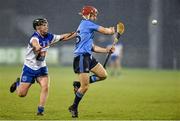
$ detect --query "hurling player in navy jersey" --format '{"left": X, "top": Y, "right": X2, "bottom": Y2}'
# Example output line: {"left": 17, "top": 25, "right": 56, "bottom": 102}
{"left": 68, "top": 6, "right": 115, "bottom": 118}
{"left": 9, "top": 18, "right": 74, "bottom": 115}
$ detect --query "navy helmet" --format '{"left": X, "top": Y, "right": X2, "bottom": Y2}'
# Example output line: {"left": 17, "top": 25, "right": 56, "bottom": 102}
{"left": 33, "top": 18, "right": 48, "bottom": 30}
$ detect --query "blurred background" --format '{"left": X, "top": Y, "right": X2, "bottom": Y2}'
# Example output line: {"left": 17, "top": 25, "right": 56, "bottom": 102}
{"left": 0, "top": 0, "right": 180, "bottom": 70}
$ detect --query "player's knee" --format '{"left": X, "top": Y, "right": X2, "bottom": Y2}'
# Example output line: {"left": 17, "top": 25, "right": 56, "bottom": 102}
{"left": 42, "top": 85, "right": 49, "bottom": 93}
{"left": 18, "top": 94, "right": 26, "bottom": 97}
{"left": 99, "top": 76, "right": 107, "bottom": 80}
{"left": 100, "top": 71, "right": 108, "bottom": 80}
{"left": 17, "top": 91, "right": 27, "bottom": 97}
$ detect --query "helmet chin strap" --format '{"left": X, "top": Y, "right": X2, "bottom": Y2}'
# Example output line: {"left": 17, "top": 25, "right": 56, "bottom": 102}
{"left": 82, "top": 14, "right": 97, "bottom": 20}
{"left": 82, "top": 14, "right": 90, "bottom": 20}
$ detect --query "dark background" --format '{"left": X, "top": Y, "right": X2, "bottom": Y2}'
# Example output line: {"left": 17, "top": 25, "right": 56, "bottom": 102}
{"left": 0, "top": 0, "right": 179, "bottom": 69}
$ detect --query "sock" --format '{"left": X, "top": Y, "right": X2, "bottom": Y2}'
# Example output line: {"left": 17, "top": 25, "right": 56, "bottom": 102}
{"left": 73, "top": 75, "right": 101, "bottom": 88}
{"left": 73, "top": 92, "right": 84, "bottom": 109}
{"left": 37, "top": 106, "right": 44, "bottom": 113}
{"left": 89, "top": 75, "right": 100, "bottom": 83}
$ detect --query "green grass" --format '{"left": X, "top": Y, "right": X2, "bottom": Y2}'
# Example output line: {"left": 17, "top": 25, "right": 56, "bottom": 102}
{"left": 0, "top": 65, "right": 180, "bottom": 120}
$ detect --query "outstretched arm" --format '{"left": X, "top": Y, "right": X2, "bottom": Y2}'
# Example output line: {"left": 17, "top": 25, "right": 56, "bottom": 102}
{"left": 44, "top": 32, "right": 76, "bottom": 49}
{"left": 60, "top": 32, "right": 77, "bottom": 41}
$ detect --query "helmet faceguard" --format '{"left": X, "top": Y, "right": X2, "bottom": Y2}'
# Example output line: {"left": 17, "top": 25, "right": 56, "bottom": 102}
{"left": 33, "top": 18, "right": 48, "bottom": 30}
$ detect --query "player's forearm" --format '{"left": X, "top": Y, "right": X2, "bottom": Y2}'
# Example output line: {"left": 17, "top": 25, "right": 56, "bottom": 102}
{"left": 93, "top": 45, "right": 108, "bottom": 53}
{"left": 98, "top": 26, "right": 115, "bottom": 35}
{"left": 60, "top": 32, "right": 76, "bottom": 41}
{"left": 31, "top": 39, "right": 42, "bottom": 54}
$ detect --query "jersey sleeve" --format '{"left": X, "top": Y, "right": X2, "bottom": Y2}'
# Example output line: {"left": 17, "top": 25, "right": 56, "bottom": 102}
{"left": 52, "top": 34, "right": 61, "bottom": 43}
{"left": 88, "top": 21, "right": 100, "bottom": 31}
{"left": 30, "top": 36, "right": 39, "bottom": 44}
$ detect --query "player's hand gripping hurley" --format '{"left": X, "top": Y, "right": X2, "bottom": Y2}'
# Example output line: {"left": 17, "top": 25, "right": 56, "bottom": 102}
{"left": 103, "top": 22, "right": 125, "bottom": 68}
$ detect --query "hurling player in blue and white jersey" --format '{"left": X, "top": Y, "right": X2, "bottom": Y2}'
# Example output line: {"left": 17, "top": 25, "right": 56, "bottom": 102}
{"left": 10, "top": 18, "right": 74, "bottom": 115}
{"left": 68, "top": 6, "right": 115, "bottom": 118}
{"left": 108, "top": 41, "right": 124, "bottom": 76}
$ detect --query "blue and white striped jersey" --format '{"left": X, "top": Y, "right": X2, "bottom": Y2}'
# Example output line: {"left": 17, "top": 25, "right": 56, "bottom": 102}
{"left": 24, "top": 32, "right": 60, "bottom": 70}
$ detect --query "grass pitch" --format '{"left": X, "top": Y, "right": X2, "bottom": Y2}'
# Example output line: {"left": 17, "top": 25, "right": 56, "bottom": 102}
{"left": 0, "top": 65, "right": 180, "bottom": 120}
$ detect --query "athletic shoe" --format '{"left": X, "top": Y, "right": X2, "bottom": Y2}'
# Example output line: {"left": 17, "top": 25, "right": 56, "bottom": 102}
{"left": 10, "top": 78, "right": 20, "bottom": 93}
{"left": 37, "top": 112, "right": 44, "bottom": 116}
{"left": 37, "top": 106, "right": 44, "bottom": 116}
{"left": 73, "top": 81, "right": 80, "bottom": 94}
{"left": 68, "top": 105, "right": 78, "bottom": 118}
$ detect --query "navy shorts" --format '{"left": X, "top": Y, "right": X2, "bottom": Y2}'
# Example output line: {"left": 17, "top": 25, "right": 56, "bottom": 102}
{"left": 21, "top": 65, "right": 48, "bottom": 84}
{"left": 73, "top": 53, "right": 98, "bottom": 73}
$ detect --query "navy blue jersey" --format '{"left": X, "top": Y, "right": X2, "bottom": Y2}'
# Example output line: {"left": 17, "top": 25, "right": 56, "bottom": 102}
{"left": 74, "top": 20, "right": 100, "bottom": 56}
